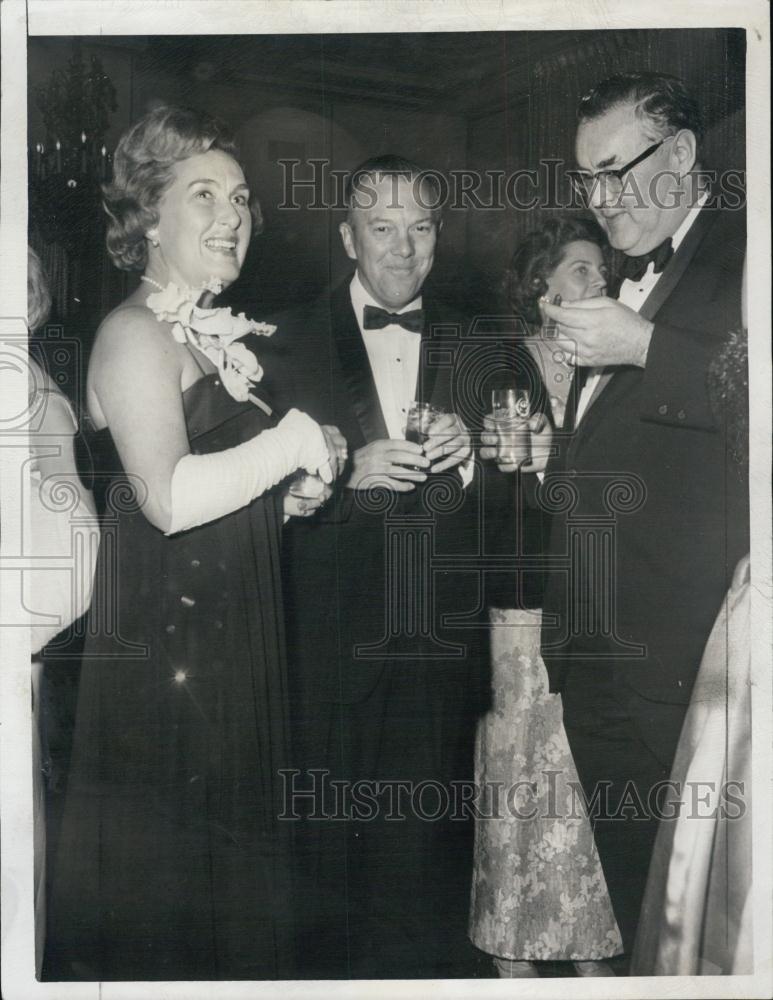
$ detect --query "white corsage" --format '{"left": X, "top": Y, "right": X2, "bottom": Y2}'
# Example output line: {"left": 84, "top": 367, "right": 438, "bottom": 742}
{"left": 144, "top": 280, "right": 275, "bottom": 403}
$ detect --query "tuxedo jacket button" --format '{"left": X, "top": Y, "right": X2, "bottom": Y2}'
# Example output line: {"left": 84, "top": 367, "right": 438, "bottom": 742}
{"left": 677, "top": 409, "right": 686, "bottom": 421}
{"left": 658, "top": 404, "right": 668, "bottom": 415}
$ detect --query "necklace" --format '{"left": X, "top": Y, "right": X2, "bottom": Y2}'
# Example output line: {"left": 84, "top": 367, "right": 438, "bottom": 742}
{"left": 140, "top": 275, "right": 166, "bottom": 292}
{"left": 140, "top": 274, "right": 224, "bottom": 299}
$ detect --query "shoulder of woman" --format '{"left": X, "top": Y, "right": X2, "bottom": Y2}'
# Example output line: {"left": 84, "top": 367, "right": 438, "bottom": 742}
{"left": 28, "top": 358, "right": 78, "bottom": 433}
{"left": 92, "top": 304, "right": 183, "bottom": 372}
{"left": 27, "top": 356, "right": 53, "bottom": 393}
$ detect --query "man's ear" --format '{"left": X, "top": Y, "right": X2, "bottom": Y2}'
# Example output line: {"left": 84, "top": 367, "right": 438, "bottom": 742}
{"left": 671, "top": 129, "right": 697, "bottom": 177}
{"left": 339, "top": 221, "right": 357, "bottom": 262}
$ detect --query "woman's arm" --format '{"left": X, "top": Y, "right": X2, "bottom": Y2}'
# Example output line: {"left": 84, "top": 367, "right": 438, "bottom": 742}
{"left": 89, "top": 306, "right": 192, "bottom": 531}
{"left": 29, "top": 361, "right": 96, "bottom": 518}
{"left": 89, "top": 308, "right": 343, "bottom": 535}
{"left": 27, "top": 360, "right": 98, "bottom": 652}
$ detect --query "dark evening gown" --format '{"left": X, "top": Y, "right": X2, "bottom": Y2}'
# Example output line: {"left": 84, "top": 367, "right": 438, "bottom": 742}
{"left": 43, "top": 373, "right": 296, "bottom": 981}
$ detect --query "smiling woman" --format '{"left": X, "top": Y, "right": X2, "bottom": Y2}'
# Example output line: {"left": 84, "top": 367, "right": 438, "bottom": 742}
{"left": 102, "top": 105, "right": 262, "bottom": 273}
{"left": 150, "top": 149, "right": 252, "bottom": 288}
{"left": 42, "top": 106, "right": 346, "bottom": 982}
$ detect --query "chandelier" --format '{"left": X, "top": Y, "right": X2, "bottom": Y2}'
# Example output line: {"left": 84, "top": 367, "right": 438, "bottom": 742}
{"left": 29, "top": 41, "right": 117, "bottom": 254}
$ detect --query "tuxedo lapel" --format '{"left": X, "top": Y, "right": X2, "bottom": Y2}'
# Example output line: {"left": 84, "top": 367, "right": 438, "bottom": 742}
{"left": 330, "top": 282, "right": 390, "bottom": 444}
{"left": 569, "top": 365, "right": 636, "bottom": 453}
{"left": 638, "top": 203, "right": 715, "bottom": 323}
{"left": 582, "top": 367, "right": 615, "bottom": 417}
{"left": 564, "top": 366, "right": 590, "bottom": 433}
{"left": 416, "top": 301, "right": 440, "bottom": 406}
{"left": 573, "top": 204, "right": 717, "bottom": 430}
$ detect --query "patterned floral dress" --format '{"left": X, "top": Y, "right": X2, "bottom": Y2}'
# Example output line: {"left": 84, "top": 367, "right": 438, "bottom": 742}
{"left": 468, "top": 606, "right": 623, "bottom": 961}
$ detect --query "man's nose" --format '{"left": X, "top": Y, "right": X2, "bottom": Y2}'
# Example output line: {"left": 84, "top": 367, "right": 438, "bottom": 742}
{"left": 590, "top": 176, "right": 616, "bottom": 211}
{"left": 391, "top": 231, "right": 415, "bottom": 257}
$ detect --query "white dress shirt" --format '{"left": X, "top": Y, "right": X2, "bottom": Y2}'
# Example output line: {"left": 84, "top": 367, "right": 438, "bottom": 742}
{"left": 574, "top": 192, "right": 709, "bottom": 427}
{"left": 350, "top": 271, "right": 423, "bottom": 440}
{"left": 349, "top": 272, "right": 474, "bottom": 485}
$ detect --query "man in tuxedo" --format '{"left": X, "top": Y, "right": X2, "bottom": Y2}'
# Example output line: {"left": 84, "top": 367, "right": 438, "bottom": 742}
{"left": 536, "top": 72, "right": 748, "bottom": 959}
{"left": 267, "top": 156, "right": 486, "bottom": 978}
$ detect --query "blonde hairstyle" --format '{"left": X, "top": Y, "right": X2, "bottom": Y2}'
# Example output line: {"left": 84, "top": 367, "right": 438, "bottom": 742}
{"left": 103, "top": 105, "right": 262, "bottom": 272}
{"left": 28, "top": 247, "right": 52, "bottom": 332}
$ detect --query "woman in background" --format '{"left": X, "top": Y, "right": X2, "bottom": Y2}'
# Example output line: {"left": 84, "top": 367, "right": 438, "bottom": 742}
{"left": 472, "top": 217, "right": 623, "bottom": 977}
{"left": 27, "top": 246, "right": 98, "bottom": 656}
{"left": 632, "top": 321, "right": 751, "bottom": 976}
{"left": 44, "top": 106, "right": 345, "bottom": 981}
{"left": 27, "top": 246, "right": 98, "bottom": 976}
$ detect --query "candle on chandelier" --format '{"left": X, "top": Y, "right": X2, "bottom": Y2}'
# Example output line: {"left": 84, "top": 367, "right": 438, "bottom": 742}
{"left": 81, "top": 131, "right": 87, "bottom": 173}
{"left": 56, "top": 139, "right": 62, "bottom": 172}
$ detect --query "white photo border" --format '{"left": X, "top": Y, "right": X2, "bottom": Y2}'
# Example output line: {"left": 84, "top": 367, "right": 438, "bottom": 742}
{"left": 2, "top": 2, "right": 771, "bottom": 998}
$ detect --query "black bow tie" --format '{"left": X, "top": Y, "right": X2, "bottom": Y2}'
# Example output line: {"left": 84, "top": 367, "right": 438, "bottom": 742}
{"left": 362, "top": 304, "right": 425, "bottom": 334}
{"left": 620, "top": 237, "right": 674, "bottom": 283}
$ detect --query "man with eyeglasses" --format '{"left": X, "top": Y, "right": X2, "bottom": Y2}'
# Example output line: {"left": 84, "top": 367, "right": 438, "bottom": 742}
{"left": 532, "top": 72, "right": 748, "bottom": 965}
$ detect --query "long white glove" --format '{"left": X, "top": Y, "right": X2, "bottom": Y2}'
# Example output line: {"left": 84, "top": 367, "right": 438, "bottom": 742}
{"left": 166, "top": 408, "right": 331, "bottom": 535}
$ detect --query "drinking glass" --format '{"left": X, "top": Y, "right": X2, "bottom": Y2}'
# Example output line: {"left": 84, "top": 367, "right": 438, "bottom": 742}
{"left": 405, "top": 401, "right": 443, "bottom": 470}
{"left": 490, "top": 387, "right": 531, "bottom": 466}
{"left": 288, "top": 472, "right": 326, "bottom": 500}
{"left": 406, "top": 401, "right": 439, "bottom": 446}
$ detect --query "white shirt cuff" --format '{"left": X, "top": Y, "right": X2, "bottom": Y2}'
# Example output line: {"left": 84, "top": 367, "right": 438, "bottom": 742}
{"left": 459, "top": 455, "right": 475, "bottom": 489}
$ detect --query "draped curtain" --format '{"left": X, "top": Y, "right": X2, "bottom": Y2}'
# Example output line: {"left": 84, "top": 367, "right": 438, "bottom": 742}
{"left": 529, "top": 31, "right": 635, "bottom": 208}
{"left": 510, "top": 28, "right": 746, "bottom": 257}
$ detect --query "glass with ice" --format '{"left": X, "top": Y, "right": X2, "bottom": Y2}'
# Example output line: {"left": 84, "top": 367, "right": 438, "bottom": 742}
{"left": 490, "top": 387, "right": 531, "bottom": 466}
{"left": 404, "top": 401, "right": 444, "bottom": 471}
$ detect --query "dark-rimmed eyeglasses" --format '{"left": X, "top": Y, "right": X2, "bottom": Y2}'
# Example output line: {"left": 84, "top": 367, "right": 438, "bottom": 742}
{"left": 571, "top": 136, "right": 674, "bottom": 202}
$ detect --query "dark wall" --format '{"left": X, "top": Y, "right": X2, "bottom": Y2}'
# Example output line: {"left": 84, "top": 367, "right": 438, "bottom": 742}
{"left": 28, "top": 29, "right": 746, "bottom": 364}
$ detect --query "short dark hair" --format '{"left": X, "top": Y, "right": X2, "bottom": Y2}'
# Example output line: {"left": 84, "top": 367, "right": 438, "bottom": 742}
{"left": 103, "top": 105, "right": 262, "bottom": 272}
{"left": 578, "top": 72, "right": 705, "bottom": 144}
{"left": 344, "top": 154, "right": 444, "bottom": 217}
{"left": 505, "top": 215, "right": 610, "bottom": 326}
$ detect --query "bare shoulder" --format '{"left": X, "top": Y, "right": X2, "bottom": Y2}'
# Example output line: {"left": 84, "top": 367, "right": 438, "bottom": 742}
{"left": 93, "top": 304, "right": 175, "bottom": 359}
{"left": 91, "top": 304, "right": 183, "bottom": 380}
{"left": 28, "top": 357, "right": 78, "bottom": 433}
{"left": 88, "top": 304, "right": 186, "bottom": 430}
